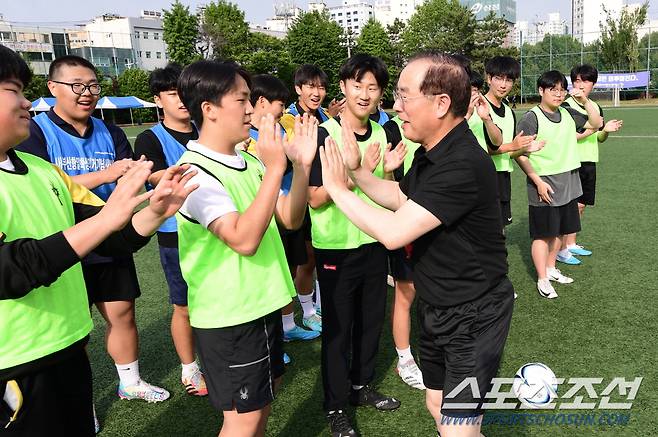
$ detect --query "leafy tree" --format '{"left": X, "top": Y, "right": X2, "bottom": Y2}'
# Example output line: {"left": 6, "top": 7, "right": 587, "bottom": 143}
{"left": 285, "top": 11, "right": 347, "bottom": 97}
{"left": 401, "top": 0, "right": 476, "bottom": 57}
{"left": 242, "top": 32, "right": 292, "bottom": 77}
{"left": 201, "top": 1, "right": 250, "bottom": 61}
{"left": 117, "top": 68, "right": 155, "bottom": 122}
{"left": 471, "top": 12, "right": 518, "bottom": 74}
{"left": 599, "top": 2, "right": 648, "bottom": 71}
{"left": 355, "top": 18, "right": 395, "bottom": 101}
{"left": 162, "top": 0, "right": 200, "bottom": 65}
{"left": 23, "top": 73, "right": 49, "bottom": 102}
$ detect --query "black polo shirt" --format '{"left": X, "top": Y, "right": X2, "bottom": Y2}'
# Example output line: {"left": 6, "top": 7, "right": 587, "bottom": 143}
{"left": 399, "top": 120, "right": 508, "bottom": 308}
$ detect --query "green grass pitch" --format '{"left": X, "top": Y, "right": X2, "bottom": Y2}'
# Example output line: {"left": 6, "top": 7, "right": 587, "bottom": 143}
{"left": 90, "top": 106, "right": 658, "bottom": 436}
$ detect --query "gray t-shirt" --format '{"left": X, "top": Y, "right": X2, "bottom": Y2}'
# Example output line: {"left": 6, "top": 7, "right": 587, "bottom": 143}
{"left": 518, "top": 107, "right": 586, "bottom": 207}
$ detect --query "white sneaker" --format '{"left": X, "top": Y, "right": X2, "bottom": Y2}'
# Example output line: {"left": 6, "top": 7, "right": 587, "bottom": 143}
{"left": 396, "top": 359, "right": 426, "bottom": 390}
{"left": 514, "top": 292, "right": 518, "bottom": 299}
{"left": 537, "top": 279, "right": 558, "bottom": 299}
{"left": 547, "top": 267, "right": 574, "bottom": 284}
{"left": 387, "top": 275, "right": 395, "bottom": 287}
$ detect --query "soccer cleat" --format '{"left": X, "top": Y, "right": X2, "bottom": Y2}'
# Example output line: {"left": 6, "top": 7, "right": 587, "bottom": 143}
{"left": 118, "top": 379, "right": 170, "bottom": 403}
{"left": 547, "top": 267, "right": 574, "bottom": 284}
{"left": 283, "top": 325, "right": 320, "bottom": 342}
{"left": 349, "top": 385, "right": 400, "bottom": 411}
{"left": 569, "top": 245, "right": 592, "bottom": 256}
{"left": 537, "top": 280, "right": 558, "bottom": 299}
{"left": 556, "top": 253, "right": 581, "bottom": 265}
{"left": 303, "top": 313, "right": 322, "bottom": 333}
{"left": 182, "top": 369, "right": 208, "bottom": 397}
{"left": 326, "top": 410, "right": 357, "bottom": 437}
{"left": 396, "top": 359, "right": 426, "bottom": 390}
{"left": 283, "top": 352, "right": 291, "bottom": 364}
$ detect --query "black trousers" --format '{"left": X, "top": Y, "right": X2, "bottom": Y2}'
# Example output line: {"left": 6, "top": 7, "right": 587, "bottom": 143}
{"left": 314, "top": 242, "right": 388, "bottom": 411}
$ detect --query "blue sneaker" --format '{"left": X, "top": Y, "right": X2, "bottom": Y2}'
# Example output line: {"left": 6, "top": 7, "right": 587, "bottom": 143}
{"left": 303, "top": 313, "right": 322, "bottom": 333}
{"left": 568, "top": 245, "right": 592, "bottom": 256}
{"left": 283, "top": 325, "right": 320, "bottom": 342}
{"left": 556, "top": 253, "right": 581, "bottom": 265}
{"left": 283, "top": 352, "right": 291, "bottom": 364}
{"left": 315, "top": 305, "right": 322, "bottom": 317}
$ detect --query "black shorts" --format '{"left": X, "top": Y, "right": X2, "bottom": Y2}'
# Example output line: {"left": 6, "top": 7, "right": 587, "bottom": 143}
{"left": 417, "top": 278, "right": 514, "bottom": 417}
{"left": 82, "top": 257, "right": 141, "bottom": 304}
{"left": 528, "top": 199, "right": 581, "bottom": 239}
{"left": 388, "top": 247, "right": 414, "bottom": 282}
{"left": 0, "top": 348, "right": 94, "bottom": 436}
{"left": 279, "top": 227, "right": 308, "bottom": 268}
{"left": 302, "top": 209, "right": 312, "bottom": 241}
{"left": 158, "top": 246, "right": 188, "bottom": 306}
{"left": 497, "top": 172, "right": 512, "bottom": 226}
{"left": 577, "top": 162, "right": 596, "bottom": 206}
{"left": 193, "top": 310, "right": 285, "bottom": 413}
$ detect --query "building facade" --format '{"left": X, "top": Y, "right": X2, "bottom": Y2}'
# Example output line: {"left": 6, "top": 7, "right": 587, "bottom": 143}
{"left": 374, "top": 0, "right": 425, "bottom": 29}
{"left": 459, "top": 0, "right": 516, "bottom": 24}
{"left": 572, "top": 0, "right": 623, "bottom": 44}
{"left": 328, "top": 0, "right": 375, "bottom": 35}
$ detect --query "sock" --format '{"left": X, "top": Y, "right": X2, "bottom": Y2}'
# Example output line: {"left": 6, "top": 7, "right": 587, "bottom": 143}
{"left": 314, "top": 280, "right": 321, "bottom": 310}
{"left": 116, "top": 360, "right": 140, "bottom": 387}
{"left": 537, "top": 278, "right": 550, "bottom": 287}
{"left": 396, "top": 346, "right": 414, "bottom": 364}
{"left": 299, "top": 293, "right": 316, "bottom": 318}
{"left": 282, "top": 312, "right": 297, "bottom": 332}
{"left": 558, "top": 248, "right": 571, "bottom": 258}
{"left": 547, "top": 266, "right": 558, "bottom": 275}
{"left": 181, "top": 360, "right": 199, "bottom": 379}
{"left": 567, "top": 244, "right": 578, "bottom": 249}
{"left": 352, "top": 384, "right": 364, "bottom": 391}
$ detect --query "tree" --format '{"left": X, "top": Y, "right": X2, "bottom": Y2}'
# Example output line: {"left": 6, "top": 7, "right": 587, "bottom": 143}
{"left": 117, "top": 68, "right": 155, "bottom": 123}
{"left": 162, "top": 0, "right": 200, "bottom": 65}
{"left": 599, "top": 2, "right": 648, "bottom": 71}
{"left": 400, "top": 0, "right": 476, "bottom": 58}
{"left": 355, "top": 18, "right": 395, "bottom": 101}
{"left": 242, "top": 32, "right": 295, "bottom": 88}
{"left": 201, "top": 1, "right": 250, "bottom": 61}
{"left": 23, "top": 73, "right": 49, "bottom": 102}
{"left": 471, "top": 12, "right": 518, "bottom": 74}
{"left": 639, "top": 31, "right": 658, "bottom": 93}
{"left": 285, "top": 11, "right": 347, "bottom": 97}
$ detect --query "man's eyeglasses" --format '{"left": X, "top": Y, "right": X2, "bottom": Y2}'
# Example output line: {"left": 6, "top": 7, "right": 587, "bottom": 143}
{"left": 51, "top": 80, "right": 102, "bottom": 96}
{"left": 393, "top": 91, "right": 437, "bottom": 105}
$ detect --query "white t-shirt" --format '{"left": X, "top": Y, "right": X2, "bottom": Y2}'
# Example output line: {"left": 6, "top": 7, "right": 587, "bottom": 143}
{"left": 0, "top": 157, "right": 16, "bottom": 171}
{"left": 179, "top": 141, "right": 247, "bottom": 228}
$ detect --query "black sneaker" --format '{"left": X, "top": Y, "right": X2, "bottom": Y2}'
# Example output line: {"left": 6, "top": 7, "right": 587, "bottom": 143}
{"left": 326, "top": 410, "right": 357, "bottom": 437}
{"left": 349, "top": 385, "right": 401, "bottom": 411}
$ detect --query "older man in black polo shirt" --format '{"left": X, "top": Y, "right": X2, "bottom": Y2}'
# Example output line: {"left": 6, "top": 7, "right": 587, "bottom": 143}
{"left": 318, "top": 52, "right": 514, "bottom": 437}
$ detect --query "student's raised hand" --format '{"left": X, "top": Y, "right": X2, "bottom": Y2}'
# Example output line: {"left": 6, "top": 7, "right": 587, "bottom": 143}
{"left": 105, "top": 157, "right": 138, "bottom": 183}
{"left": 525, "top": 139, "right": 546, "bottom": 153}
{"left": 99, "top": 160, "right": 155, "bottom": 231}
{"left": 327, "top": 98, "right": 346, "bottom": 118}
{"left": 255, "top": 113, "right": 287, "bottom": 173}
{"left": 339, "top": 119, "right": 363, "bottom": 172}
{"left": 603, "top": 119, "right": 623, "bottom": 133}
{"left": 536, "top": 180, "right": 554, "bottom": 204}
{"left": 320, "top": 137, "right": 350, "bottom": 195}
{"left": 569, "top": 87, "right": 587, "bottom": 104}
{"left": 284, "top": 113, "right": 318, "bottom": 167}
{"left": 362, "top": 142, "right": 382, "bottom": 173}
{"left": 475, "top": 94, "right": 491, "bottom": 120}
{"left": 383, "top": 141, "right": 407, "bottom": 173}
{"left": 147, "top": 164, "right": 199, "bottom": 218}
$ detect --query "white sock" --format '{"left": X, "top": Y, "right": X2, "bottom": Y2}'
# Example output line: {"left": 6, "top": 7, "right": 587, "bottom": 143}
{"left": 396, "top": 346, "right": 414, "bottom": 364}
{"left": 352, "top": 384, "right": 364, "bottom": 390}
{"left": 181, "top": 360, "right": 199, "bottom": 379}
{"left": 299, "top": 293, "right": 316, "bottom": 318}
{"left": 567, "top": 244, "right": 578, "bottom": 249}
{"left": 116, "top": 360, "right": 140, "bottom": 387}
{"left": 282, "top": 312, "right": 297, "bottom": 332}
{"left": 315, "top": 280, "right": 321, "bottom": 310}
{"left": 558, "top": 248, "right": 571, "bottom": 258}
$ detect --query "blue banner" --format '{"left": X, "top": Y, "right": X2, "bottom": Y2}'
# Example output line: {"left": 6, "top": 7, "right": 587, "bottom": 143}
{"left": 568, "top": 71, "right": 649, "bottom": 89}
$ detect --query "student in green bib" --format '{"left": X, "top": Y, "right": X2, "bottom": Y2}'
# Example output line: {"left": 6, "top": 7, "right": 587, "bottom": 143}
{"left": 175, "top": 60, "right": 318, "bottom": 437}
{"left": 515, "top": 70, "right": 602, "bottom": 299}
{"left": 484, "top": 56, "right": 545, "bottom": 228}
{"left": 466, "top": 70, "right": 503, "bottom": 151}
{"left": 0, "top": 44, "right": 197, "bottom": 437}
{"left": 309, "top": 53, "right": 401, "bottom": 437}
{"left": 561, "top": 64, "right": 623, "bottom": 258}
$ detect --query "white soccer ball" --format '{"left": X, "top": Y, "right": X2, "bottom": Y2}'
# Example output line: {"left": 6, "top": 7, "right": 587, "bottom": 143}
{"left": 512, "top": 362, "right": 558, "bottom": 408}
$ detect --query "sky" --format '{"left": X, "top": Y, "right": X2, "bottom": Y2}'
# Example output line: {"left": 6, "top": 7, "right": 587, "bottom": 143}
{"left": 1, "top": 0, "right": 580, "bottom": 26}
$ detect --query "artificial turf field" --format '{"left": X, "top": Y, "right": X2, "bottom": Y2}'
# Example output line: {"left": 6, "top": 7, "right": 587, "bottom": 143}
{"left": 92, "top": 106, "right": 658, "bottom": 436}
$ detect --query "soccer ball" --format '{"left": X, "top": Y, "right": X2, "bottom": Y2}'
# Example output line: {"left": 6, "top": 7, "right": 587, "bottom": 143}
{"left": 512, "top": 362, "right": 558, "bottom": 408}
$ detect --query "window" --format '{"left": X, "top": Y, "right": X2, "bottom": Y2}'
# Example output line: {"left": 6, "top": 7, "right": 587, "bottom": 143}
{"left": 0, "top": 32, "right": 13, "bottom": 41}
{"left": 138, "top": 51, "right": 142, "bottom": 57}
{"left": 156, "top": 52, "right": 161, "bottom": 59}
{"left": 42, "top": 34, "right": 50, "bottom": 43}
{"left": 145, "top": 51, "right": 151, "bottom": 58}
{"left": 143, "top": 31, "right": 149, "bottom": 39}
{"left": 338, "top": 12, "right": 342, "bottom": 16}
{"left": 154, "top": 32, "right": 159, "bottom": 40}
{"left": 135, "top": 31, "right": 140, "bottom": 39}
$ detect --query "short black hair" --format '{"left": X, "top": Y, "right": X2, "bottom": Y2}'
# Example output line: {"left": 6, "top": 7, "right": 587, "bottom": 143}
{"left": 485, "top": 56, "right": 520, "bottom": 80}
{"left": 294, "top": 64, "right": 328, "bottom": 88}
{"left": 177, "top": 60, "right": 251, "bottom": 128}
{"left": 339, "top": 53, "right": 389, "bottom": 90}
{"left": 537, "top": 70, "right": 568, "bottom": 91}
{"left": 0, "top": 45, "right": 32, "bottom": 88}
{"left": 469, "top": 70, "right": 484, "bottom": 90}
{"left": 250, "top": 74, "right": 289, "bottom": 106}
{"left": 570, "top": 64, "right": 598, "bottom": 83}
{"left": 410, "top": 51, "right": 471, "bottom": 117}
{"left": 48, "top": 55, "right": 97, "bottom": 79}
{"left": 149, "top": 63, "right": 183, "bottom": 96}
